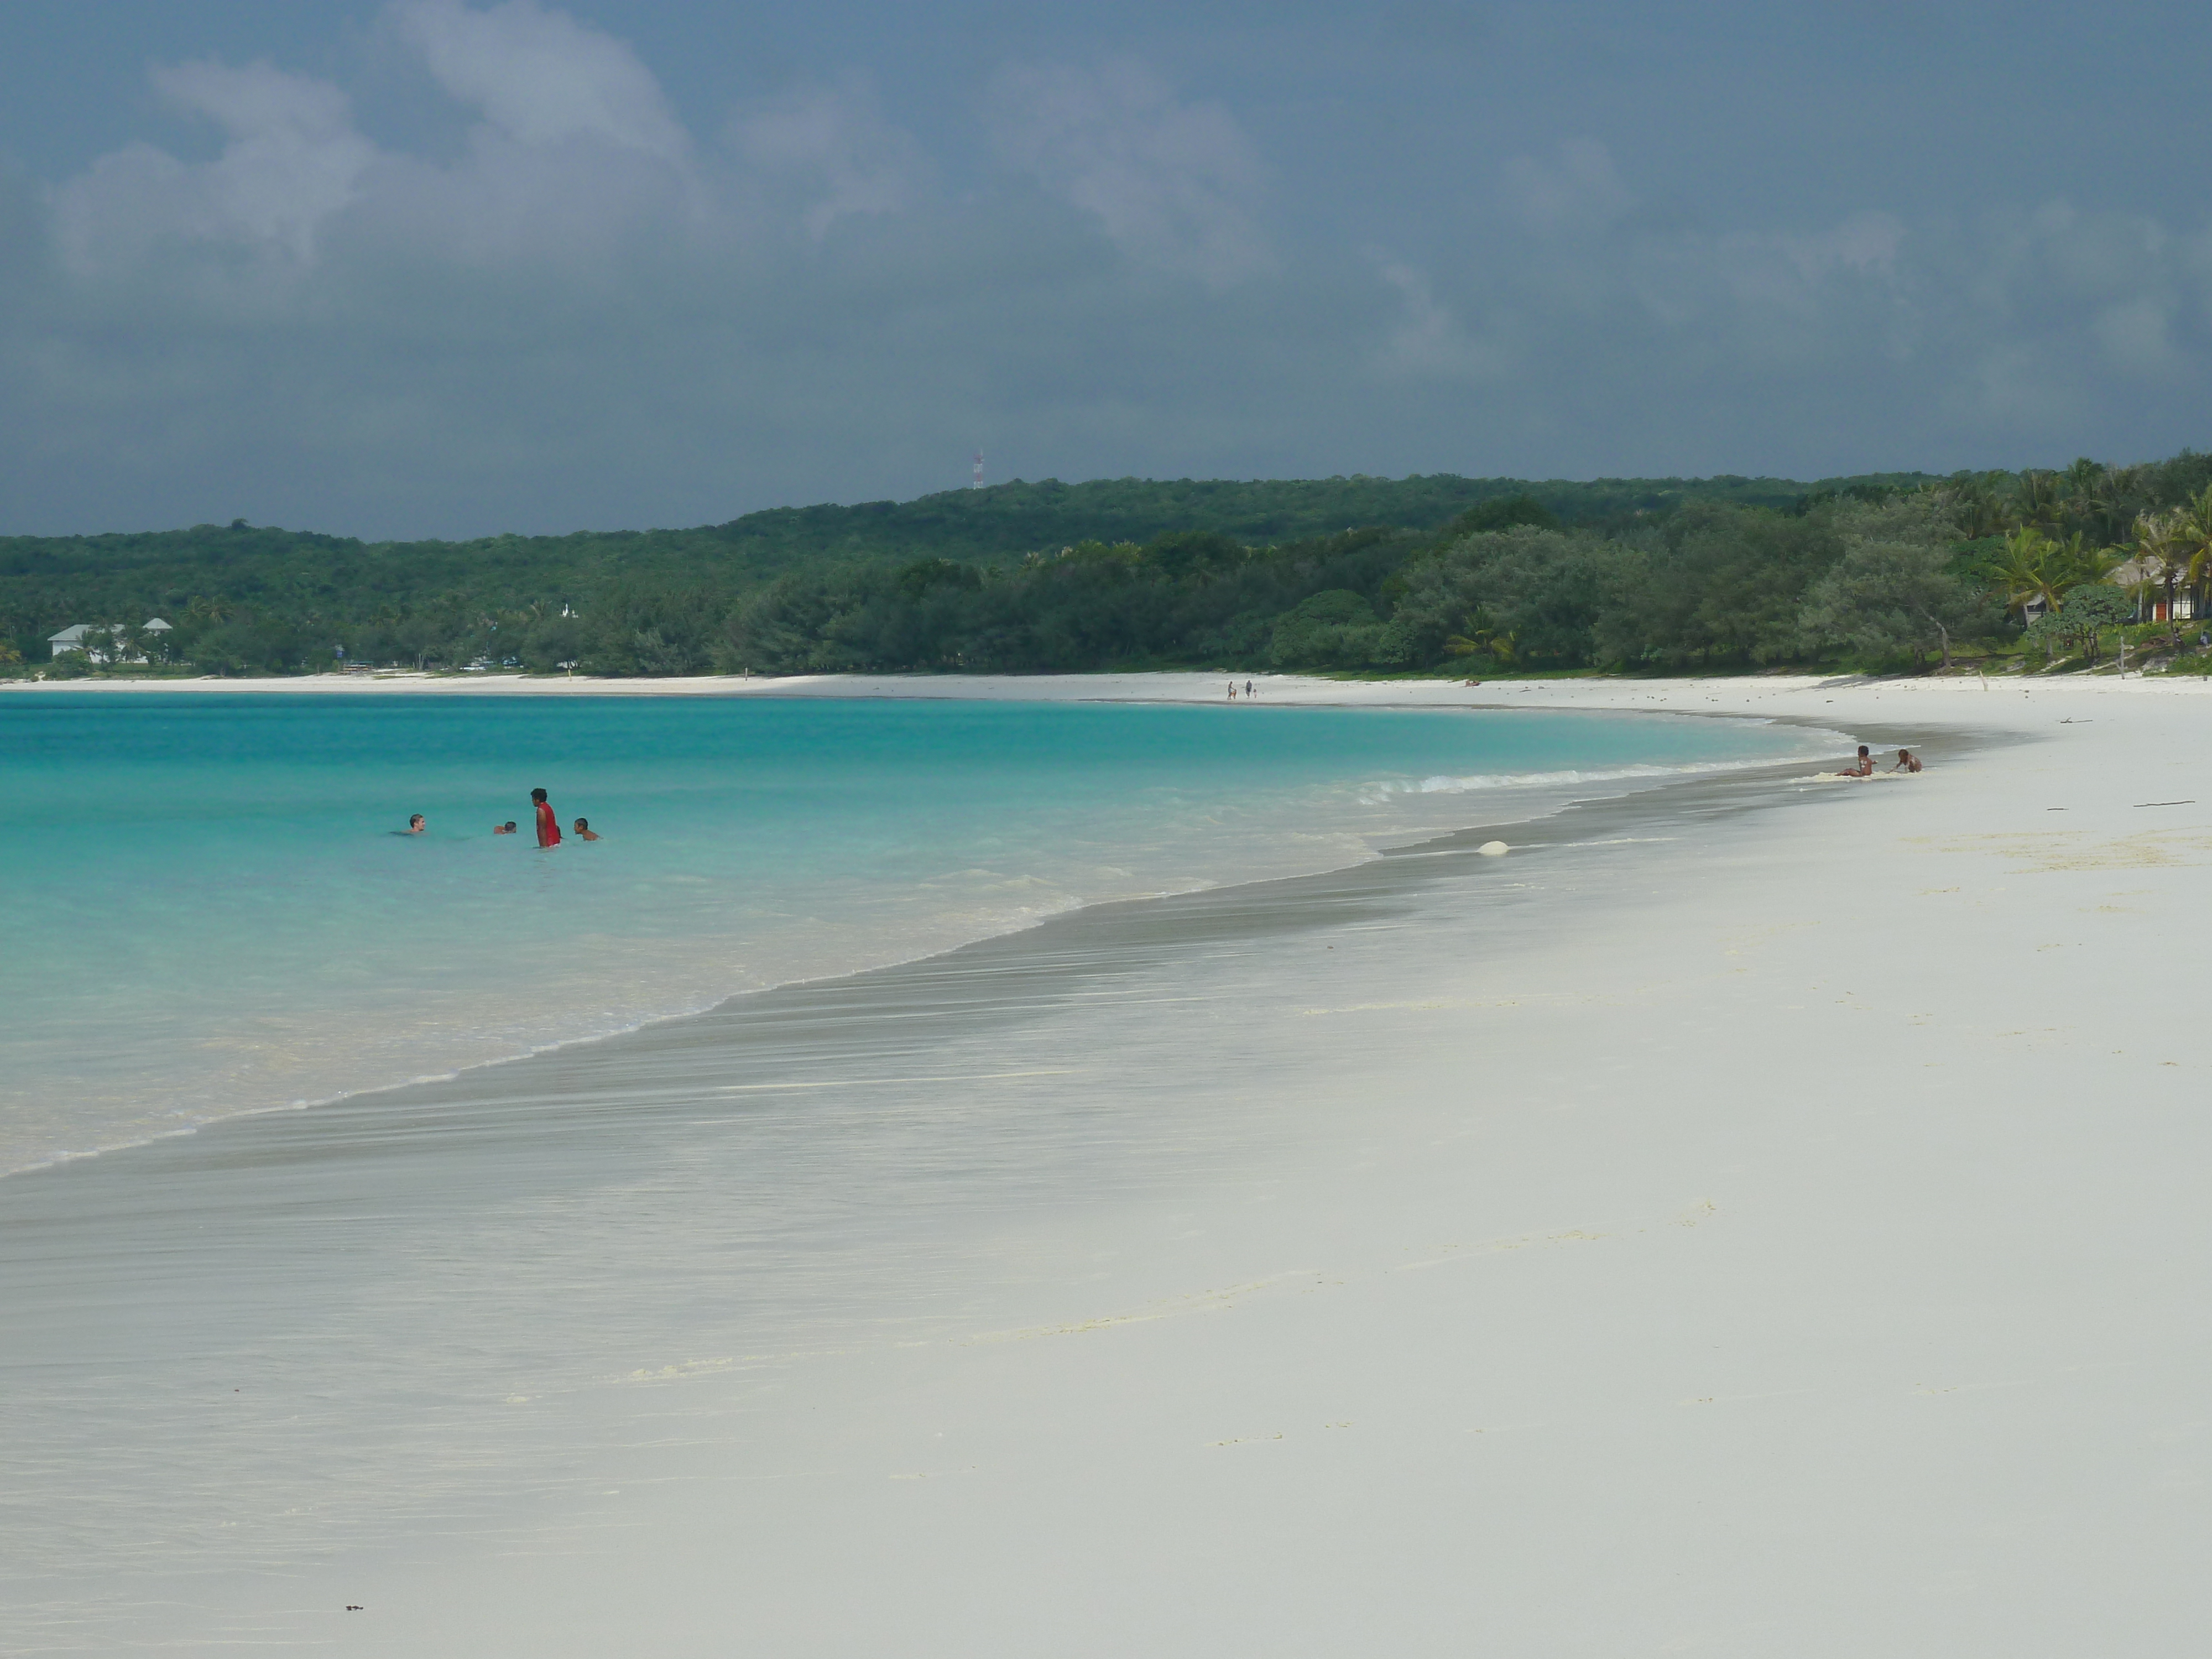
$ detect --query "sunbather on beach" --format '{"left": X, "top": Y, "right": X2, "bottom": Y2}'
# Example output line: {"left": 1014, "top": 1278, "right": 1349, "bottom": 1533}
{"left": 1892, "top": 749, "right": 1922, "bottom": 773}
{"left": 572, "top": 818, "right": 600, "bottom": 841}
{"left": 532, "top": 787, "right": 560, "bottom": 848}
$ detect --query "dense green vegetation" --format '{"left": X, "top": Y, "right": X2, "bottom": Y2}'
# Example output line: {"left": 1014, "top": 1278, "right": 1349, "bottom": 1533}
{"left": 7, "top": 454, "right": 2210, "bottom": 678}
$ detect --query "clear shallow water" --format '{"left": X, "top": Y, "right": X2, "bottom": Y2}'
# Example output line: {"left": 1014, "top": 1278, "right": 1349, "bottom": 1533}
{"left": 0, "top": 693, "right": 1821, "bottom": 1172}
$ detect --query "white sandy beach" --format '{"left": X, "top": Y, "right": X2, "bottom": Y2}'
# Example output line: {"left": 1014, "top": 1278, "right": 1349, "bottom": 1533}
{"left": 6, "top": 670, "right": 2210, "bottom": 1656}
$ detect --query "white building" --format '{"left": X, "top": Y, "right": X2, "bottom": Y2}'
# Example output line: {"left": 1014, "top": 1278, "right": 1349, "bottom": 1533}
{"left": 48, "top": 618, "right": 173, "bottom": 664}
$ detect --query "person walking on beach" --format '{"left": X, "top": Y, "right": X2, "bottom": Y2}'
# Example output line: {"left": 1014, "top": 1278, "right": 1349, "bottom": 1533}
{"left": 531, "top": 787, "right": 561, "bottom": 848}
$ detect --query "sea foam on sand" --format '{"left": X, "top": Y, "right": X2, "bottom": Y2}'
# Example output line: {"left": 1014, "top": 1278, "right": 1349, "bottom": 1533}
{"left": 5, "top": 670, "right": 2210, "bottom": 1657}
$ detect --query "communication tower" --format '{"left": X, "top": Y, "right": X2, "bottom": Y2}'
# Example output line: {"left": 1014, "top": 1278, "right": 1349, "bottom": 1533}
{"left": 972, "top": 451, "right": 984, "bottom": 490}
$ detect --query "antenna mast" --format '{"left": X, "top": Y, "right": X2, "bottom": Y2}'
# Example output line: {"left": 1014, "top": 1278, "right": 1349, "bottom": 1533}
{"left": 972, "top": 451, "right": 983, "bottom": 491}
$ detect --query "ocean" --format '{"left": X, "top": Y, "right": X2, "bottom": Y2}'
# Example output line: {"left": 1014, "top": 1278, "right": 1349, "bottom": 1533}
{"left": 0, "top": 691, "right": 1822, "bottom": 1174}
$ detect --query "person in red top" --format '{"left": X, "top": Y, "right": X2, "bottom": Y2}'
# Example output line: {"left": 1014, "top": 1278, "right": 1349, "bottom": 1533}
{"left": 531, "top": 787, "right": 561, "bottom": 847}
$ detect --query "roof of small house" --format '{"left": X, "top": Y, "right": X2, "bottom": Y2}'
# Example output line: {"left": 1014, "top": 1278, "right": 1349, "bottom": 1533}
{"left": 48, "top": 619, "right": 170, "bottom": 644}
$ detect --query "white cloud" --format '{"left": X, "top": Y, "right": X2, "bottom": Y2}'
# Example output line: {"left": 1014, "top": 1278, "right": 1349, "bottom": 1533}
{"left": 53, "top": 2, "right": 720, "bottom": 283}
{"left": 1373, "top": 260, "right": 1502, "bottom": 380}
{"left": 53, "top": 59, "right": 375, "bottom": 270}
{"left": 989, "top": 60, "right": 1271, "bottom": 286}
{"left": 1781, "top": 210, "right": 1905, "bottom": 281}
{"left": 729, "top": 79, "right": 927, "bottom": 241}
{"left": 392, "top": 0, "right": 688, "bottom": 161}
{"left": 1501, "top": 138, "right": 1628, "bottom": 234}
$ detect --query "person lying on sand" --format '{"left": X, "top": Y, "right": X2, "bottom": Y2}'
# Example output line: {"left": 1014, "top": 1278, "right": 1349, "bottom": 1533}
{"left": 493, "top": 821, "right": 518, "bottom": 834}
{"left": 572, "top": 818, "right": 601, "bottom": 841}
{"left": 1891, "top": 749, "right": 1923, "bottom": 773}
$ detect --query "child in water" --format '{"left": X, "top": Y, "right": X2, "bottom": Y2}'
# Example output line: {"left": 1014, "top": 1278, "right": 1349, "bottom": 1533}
{"left": 572, "top": 818, "right": 601, "bottom": 841}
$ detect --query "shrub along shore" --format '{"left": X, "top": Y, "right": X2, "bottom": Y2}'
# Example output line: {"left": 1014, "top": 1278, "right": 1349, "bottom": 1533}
{"left": 7, "top": 453, "right": 2211, "bottom": 680}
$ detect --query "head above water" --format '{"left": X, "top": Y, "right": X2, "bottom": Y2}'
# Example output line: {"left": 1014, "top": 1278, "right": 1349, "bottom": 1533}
{"left": 408, "top": 814, "right": 425, "bottom": 831}
{"left": 573, "top": 818, "right": 588, "bottom": 831}
{"left": 504, "top": 821, "right": 517, "bottom": 831}
{"left": 530, "top": 787, "right": 547, "bottom": 804}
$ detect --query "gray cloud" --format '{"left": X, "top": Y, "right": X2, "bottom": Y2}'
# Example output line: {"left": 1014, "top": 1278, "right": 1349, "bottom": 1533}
{"left": 2, "top": 1, "right": 2209, "bottom": 539}
{"left": 394, "top": 0, "right": 690, "bottom": 160}
{"left": 987, "top": 59, "right": 1272, "bottom": 288}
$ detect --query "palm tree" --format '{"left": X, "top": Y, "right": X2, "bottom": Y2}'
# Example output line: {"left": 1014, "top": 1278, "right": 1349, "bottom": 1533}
{"left": 1995, "top": 527, "right": 2065, "bottom": 620}
{"left": 2060, "top": 532, "right": 2121, "bottom": 589}
{"left": 2058, "top": 457, "right": 2115, "bottom": 541}
{"left": 2014, "top": 469, "right": 2064, "bottom": 533}
{"left": 2170, "top": 485, "right": 2212, "bottom": 641}
{"left": 1949, "top": 471, "right": 2010, "bottom": 539}
{"left": 2129, "top": 510, "right": 2185, "bottom": 644}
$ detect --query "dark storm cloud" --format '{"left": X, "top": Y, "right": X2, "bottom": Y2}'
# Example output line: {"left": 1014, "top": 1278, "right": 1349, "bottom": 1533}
{"left": 1, "top": 0, "right": 2209, "bottom": 538}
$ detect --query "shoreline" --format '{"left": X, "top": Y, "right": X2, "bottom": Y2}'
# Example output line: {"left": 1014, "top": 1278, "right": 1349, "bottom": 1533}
{"left": 3, "top": 706, "right": 1902, "bottom": 1616}
{"left": 0, "top": 691, "right": 1843, "bottom": 1182}
{"left": 7, "top": 661, "right": 2206, "bottom": 713}
{"left": 7, "top": 672, "right": 2210, "bottom": 1653}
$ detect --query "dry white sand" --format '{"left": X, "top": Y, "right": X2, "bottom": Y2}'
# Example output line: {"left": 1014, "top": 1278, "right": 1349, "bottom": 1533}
{"left": 7, "top": 670, "right": 2210, "bottom": 1656}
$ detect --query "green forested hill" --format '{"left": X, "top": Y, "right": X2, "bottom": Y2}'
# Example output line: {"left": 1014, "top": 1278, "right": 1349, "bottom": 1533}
{"left": 0, "top": 470, "right": 1928, "bottom": 670}
{"left": 5, "top": 457, "right": 2201, "bottom": 677}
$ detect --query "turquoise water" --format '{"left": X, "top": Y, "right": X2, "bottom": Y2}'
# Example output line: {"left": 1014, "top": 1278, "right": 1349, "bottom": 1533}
{"left": 0, "top": 693, "right": 1820, "bottom": 1172}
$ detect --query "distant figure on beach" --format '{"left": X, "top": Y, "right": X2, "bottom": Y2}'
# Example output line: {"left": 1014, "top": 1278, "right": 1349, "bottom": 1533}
{"left": 1843, "top": 745, "right": 1875, "bottom": 778}
{"left": 572, "top": 817, "right": 600, "bottom": 841}
{"left": 1244, "top": 680, "right": 1255, "bottom": 697}
{"left": 1892, "top": 749, "right": 1922, "bottom": 773}
{"left": 493, "top": 821, "right": 518, "bottom": 835}
{"left": 1227, "top": 681, "right": 1237, "bottom": 700}
{"left": 404, "top": 814, "right": 426, "bottom": 834}
{"left": 532, "top": 787, "right": 561, "bottom": 848}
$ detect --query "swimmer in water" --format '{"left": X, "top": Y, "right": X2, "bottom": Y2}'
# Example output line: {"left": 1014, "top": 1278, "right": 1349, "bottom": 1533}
{"left": 572, "top": 817, "right": 601, "bottom": 841}
{"left": 404, "top": 814, "right": 426, "bottom": 834}
{"left": 492, "top": 821, "right": 518, "bottom": 834}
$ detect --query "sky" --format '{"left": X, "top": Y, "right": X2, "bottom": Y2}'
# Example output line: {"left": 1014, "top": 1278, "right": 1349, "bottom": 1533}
{"left": 2, "top": 0, "right": 2209, "bottom": 540}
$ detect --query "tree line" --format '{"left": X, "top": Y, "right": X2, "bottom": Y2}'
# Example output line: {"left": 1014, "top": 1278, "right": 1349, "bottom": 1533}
{"left": 6, "top": 455, "right": 2208, "bottom": 677}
